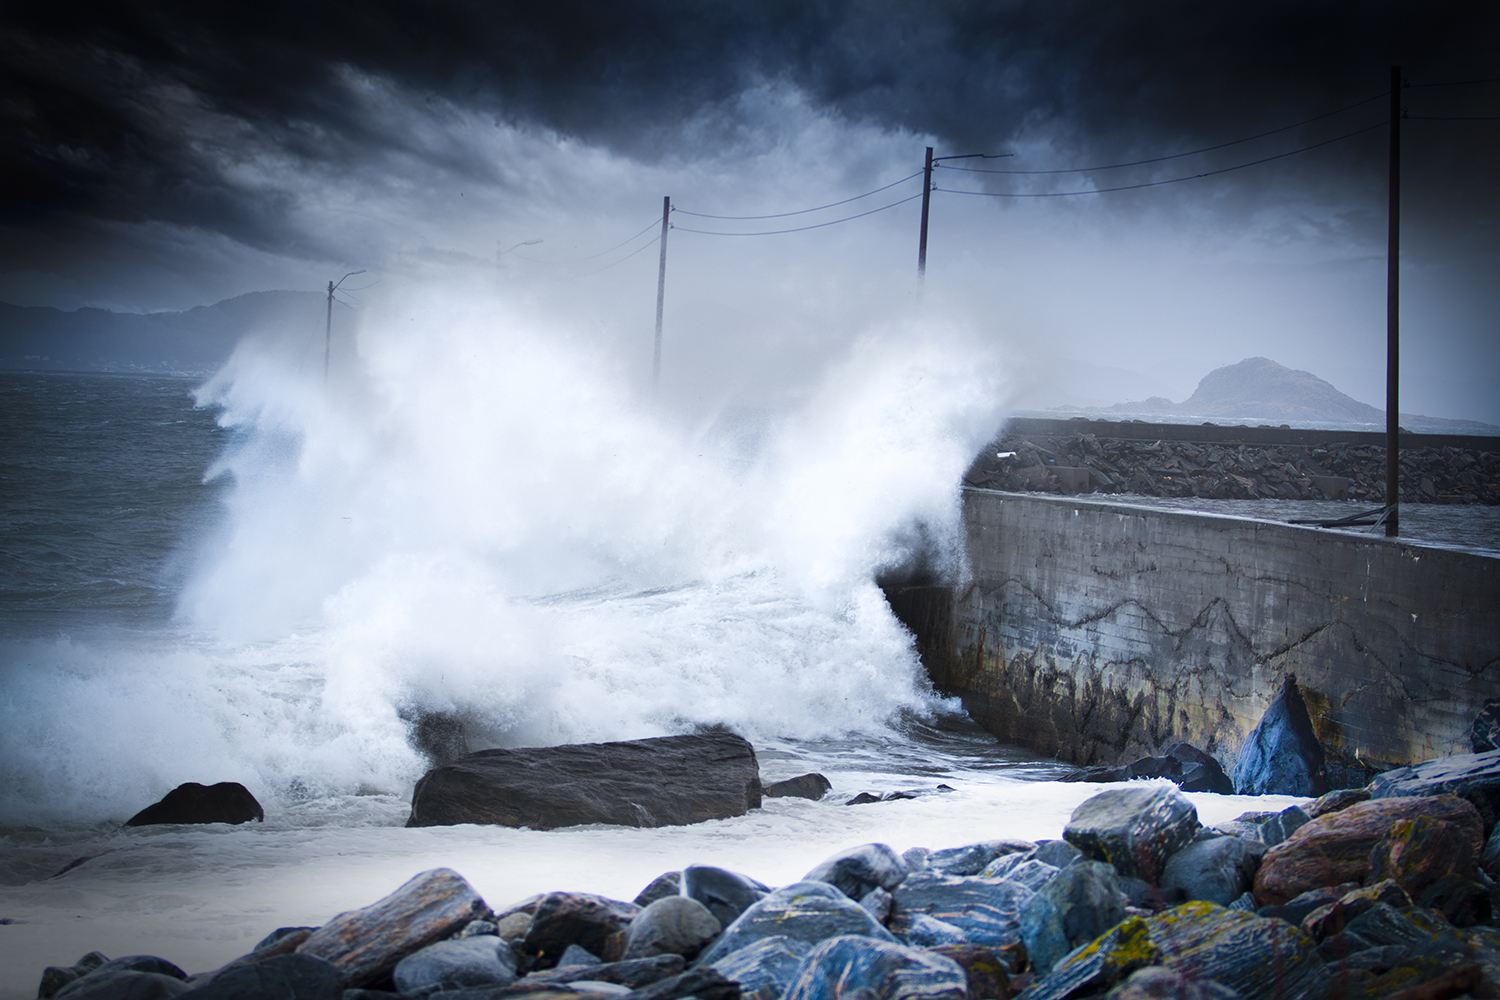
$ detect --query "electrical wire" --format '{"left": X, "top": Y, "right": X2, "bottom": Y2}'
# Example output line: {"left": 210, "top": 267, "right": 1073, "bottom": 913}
{"left": 935, "top": 93, "right": 1386, "bottom": 176}
{"left": 671, "top": 191, "right": 925, "bottom": 236}
{"left": 1406, "top": 76, "right": 1500, "bottom": 89}
{"left": 673, "top": 172, "right": 923, "bottom": 220}
{"left": 936, "top": 121, "right": 1386, "bottom": 198}
{"left": 1404, "top": 115, "right": 1500, "bottom": 121}
{"left": 555, "top": 234, "right": 661, "bottom": 279}
{"left": 511, "top": 217, "right": 661, "bottom": 266}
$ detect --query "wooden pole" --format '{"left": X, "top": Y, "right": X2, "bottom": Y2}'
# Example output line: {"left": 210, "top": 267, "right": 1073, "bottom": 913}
{"left": 1385, "top": 67, "right": 1401, "bottom": 536}
{"left": 653, "top": 196, "right": 670, "bottom": 389}
{"left": 918, "top": 147, "right": 934, "bottom": 282}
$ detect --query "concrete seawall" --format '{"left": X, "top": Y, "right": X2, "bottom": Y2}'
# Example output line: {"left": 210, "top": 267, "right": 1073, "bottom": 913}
{"left": 886, "top": 490, "right": 1500, "bottom": 780}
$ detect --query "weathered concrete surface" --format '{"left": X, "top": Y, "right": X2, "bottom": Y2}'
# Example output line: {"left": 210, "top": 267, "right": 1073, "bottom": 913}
{"left": 891, "top": 491, "right": 1499, "bottom": 772}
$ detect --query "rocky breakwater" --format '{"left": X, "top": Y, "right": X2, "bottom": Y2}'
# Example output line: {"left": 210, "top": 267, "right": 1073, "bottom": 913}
{"left": 40, "top": 747, "right": 1500, "bottom": 1000}
{"left": 964, "top": 431, "right": 1500, "bottom": 505}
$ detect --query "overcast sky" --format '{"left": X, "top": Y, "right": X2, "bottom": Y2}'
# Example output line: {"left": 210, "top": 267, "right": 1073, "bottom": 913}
{"left": 2, "top": 1, "right": 1497, "bottom": 421}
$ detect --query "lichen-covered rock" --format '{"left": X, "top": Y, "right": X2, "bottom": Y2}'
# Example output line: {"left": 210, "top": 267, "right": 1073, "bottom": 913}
{"left": 887, "top": 873, "right": 1035, "bottom": 951}
{"left": 1019, "top": 861, "right": 1127, "bottom": 975}
{"left": 634, "top": 872, "right": 682, "bottom": 908}
{"left": 694, "top": 882, "right": 897, "bottom": 968}
{"left": 1062, "top": 785, "right": 1200, "bottom": 885}
{"left": 764, "top": 774, "right": 832, "bottom": 800}
{"left": 781, "top": 935, "right": 967, "bottom": 1000}
{"left": 1102, "top": 966, "right": 1241, "bottom": 1000}
{"left": 1366, "top": 815, "right": 1477, "bottom": 898}
{"left": 296, "top": 868, "right": 488, "bottom": 986}
{"left": 1367, "top": 748, "right": 1500, "bottom": 832}
{"left": 706, "top": 936, "right": 812, "bottom": 1000}
{"left": 623, "top": 896, "right": 722, "bottom": 961}
{"left": 1251, "top": 795, "right": 1483, "bottom": 906}
{"left": 926, "top": 841, "right": 1032, "bottom": 877}
{"left": 125, "top": 782, "right": 264, "bottom": 826}
{"left": 524, "top": 892, "right": 640, "bottom": 967}
{"left": 802, "top": 844, "right": 908, "bottom": 900}
{"left": 1232, "top": 677, "right": 1327, "bottom": 797}
{"left": 176, "top": 955, "right": 341, "bottom": 1000}
{"left": 681, "top": 865, "right": 769, "bottom": 928}
{"left": 392, "top": 936, "right": 516, "bottom": 994}
{"left": 1160, "top": 836, "right": 1265, "bottom": 906}
{"left": 1010, "top": 915, "right": 1160, "bottom": 1000}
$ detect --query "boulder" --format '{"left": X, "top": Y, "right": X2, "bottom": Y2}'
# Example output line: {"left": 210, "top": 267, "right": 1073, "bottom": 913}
{"left": 780, "top": 935, "right": 967, "bottom": 1000}
{"left": 39, "top": 953, "right": 109, "bottom": 1000}
{"left": 1366, "top": 815, "right": 1477, "bottom": 897}
{"left": 634, "top": 872, "right": 682, "bottom": 908}
{"left": 1030, "top": 840, "right": 1084, "bottom": 870}
{"left": 901, "top": 847, "right": 932, "bottom": 872}
{"left": 296, "top": 868, "right": 488, "bottom": 986}
{"left": 1306, "top": 788, "right": 1370, "bottom": 820}
{"left": 176, "top": 955, "right": 342, "bottom": 1000}
{"left": 392, "top": 936, "right": 516, "bottom": 994}
{"left": 1252, "top": 795, "right": 1483, "bottom": 906}
{"left": 1367, "top": 748, "right": 1500, "bottom": 832}
{"left": 1063, "top": 744, "right": 1234, "bottom": 795}
{"left": 1018, "top": 861, "right": 1127, "bottom": 975}
{"left": 1415, "top": 873, "right": 1492, "bottom": 927}
{"left": 802, "top": 843, "right": 907, "bottom": 900}
{"left": 1485, "top": 823, "right": 1500, "bottom": 877}
{"left": 859, "top": 888, "right": 894, "bottom": 923}
{"left": 1103, "top": 966, "right": 1241, "bottom": 1000}
{"left": 124, "top": 782, "right": 263, "bottom": 826}
{"left": 556, "top": 944, "right": 603, "bottom": 967}
{"left": 704, "top": 936, "right": 811, "bottom": 1000}
{"left": 622, "top": 896, "right": 721, "bottom": 961}
{"left": 1468, "top": 700, "right": 1500, "bottom": 753}
{"left": 1232, "top": 677, "right": 1327, "bottom": 797}
{"left": 1001, "top": 859, "right": 1059, "bottom": 893}
{"left": 1062, "top": 785, "right": 1200, "bottom": 885}
{"left": 694, "top": 882, "right": 896, "bottom": 969}
{"left": 681, "top": 865, "right": 769, "bottom": 928}
{"left": 764, "top": 774, "right": 832, "bottom": 800}
{"left": 928, "top": 944, "right": 1015, "bottom": 998}
{"left": 606, "top": 967, "right": 740, "bottom": 1000}
{"left": 191, "top": 928, "right": 317, "bottom": 986}
{"left": 925, "top": 841, "right": 1032, "bottom": 877}
{"left": 58, "top": 957, "right": 186, "bottom": 988}
{"left": 522, "top": 954, "right": 685, "bottom": 988}
{"left": 887, "top": 873, "right": 1034, "bottom": 951}
{"left": 53, "top": 972, "right": 190, "bottom": 1000}
{"left": 1160, "top": 836, "right": 1266, "bottom": 906}
{"left": 523, "top": 892, "right": 640, "bottom": 967}
{"left": 407, "top": 732, "right": 762, "bottom": 829}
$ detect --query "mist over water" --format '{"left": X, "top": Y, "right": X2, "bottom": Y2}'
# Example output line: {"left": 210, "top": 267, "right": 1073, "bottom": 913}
{"left": 0, "top": 281, "right": 1012, "bottom": 826}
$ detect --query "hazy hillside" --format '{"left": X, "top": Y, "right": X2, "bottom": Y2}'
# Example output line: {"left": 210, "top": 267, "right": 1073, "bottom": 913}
{"left": 0, "top": 291, "right": 325, "bottom": 375}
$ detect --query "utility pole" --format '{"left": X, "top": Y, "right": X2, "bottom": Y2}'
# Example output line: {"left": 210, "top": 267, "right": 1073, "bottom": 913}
{"left": 918, "top": 147, "right": 934, "bottom": 282}
{"left": 1385, "top": 66, "right": 1401, "bottom": 536}
{"left": 654, "top": 196, "right": 670, "bottom": 389}
{"left": 325, "top": 269, "right": 365, "bottom": 383}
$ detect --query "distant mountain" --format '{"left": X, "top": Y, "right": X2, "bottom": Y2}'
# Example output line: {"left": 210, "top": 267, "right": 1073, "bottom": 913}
{"left": 0, "top": 290, "right": 325, "bottom": 375}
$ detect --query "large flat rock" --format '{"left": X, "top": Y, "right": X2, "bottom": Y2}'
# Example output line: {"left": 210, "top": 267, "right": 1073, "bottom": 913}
{"left": 408, "top": 731, "right": 762, "bottom": 829}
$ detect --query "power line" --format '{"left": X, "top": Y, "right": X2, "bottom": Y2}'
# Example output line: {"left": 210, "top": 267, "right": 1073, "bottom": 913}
{"left": 671, "top": 191, "right": 925, "bottom": 236}
{"left": 1406, "top": 75, "right": 1500, "bottom": 89}
{"left": 936, "top": 121, "right": 1385, "bottom": 198}
{"left": 512, "top": 217, "right": 660, "bottom": 265}
{"left": 936, "top": 92, "right": 1386, "bottom": 176}
{"left": 556, "top": 234, "right": 662, "bottom": 279}
{"left": 673, "top": 172, "right": 923, "bottom": 220}
{"left": 1404, "top": 115, "right": 1500, "bottom": 121}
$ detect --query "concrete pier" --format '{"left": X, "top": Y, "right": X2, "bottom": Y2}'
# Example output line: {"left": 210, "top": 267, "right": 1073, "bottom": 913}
{"left": 886, "top": 490, "right": 1500, "bottom": 780}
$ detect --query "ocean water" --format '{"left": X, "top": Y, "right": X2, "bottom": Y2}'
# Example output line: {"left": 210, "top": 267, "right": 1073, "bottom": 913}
{"left": 0, "top": 292, "right": 1304, "bottom": 994}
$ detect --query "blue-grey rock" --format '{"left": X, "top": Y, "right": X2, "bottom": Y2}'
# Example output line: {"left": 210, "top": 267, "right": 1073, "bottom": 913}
{"left": 859, "top": 887, "right": 894, "bottom": 923}
{"left": 1119, "top": 876, "right": 1161, "bottom": 911}
{"left": 1019, "top": 861, "right": 1127, "bottom": 975}
{"left": 694, "top": 881, "right": 897, "bottom": 968}
{"left": 887, "top": 873, "right": 1035, "bottom": 950}
{"left": 39, "top": 953, "right": 110, "bottom": 1000}
{"left": 705, "top": 936, "right": 812, "bottom": 1000}
{"left": 1002, "top": 859, "right": 1059, "bottom": 893}
{"left": 1255, "top": 886, "right": 1348, "bottom": 929}
{"left": 177, "top": 955, "right": 341, "bottom": 1000}
{"left": 1160, "top": 836, "right": 1266, "bottom": 906}
{"left": 64, "top": 957, "right": 187, "bottom": 985}
{"left": 623, "top": 896, "right": 722, "bottom": 960}
{"left": 1331, "top": 901, "right": 1471, "bottom": 959}
{"left": 393, "top": 936, "right": 517, "bottom": 993}
{"left": 1030, "top": 840, "right": 1084, "bottom": 870}
{"left": 1063, "top": 785, "right": 1200, "bottom": 885}
{"left": 781, "top": 935, "right": 967, "bottom": 1000}
{"left": 1258, "top": 806, "right": 1310, "bottom": 847}
{"left": 1485, "top": 823, "right": 1500, "bottom": 876}
{"left": 521, "top": 954, "right": 686, "bottom": 988}
{"left": 896, "top": 915, "right": 968, "bottom": 948}
{"left": 924, "top": 841, "right": 1032, "bottom": 876}
{"left": 900, "top": 848, "right": 931, "bottom": 873}
{"left": 634, "top": 872, "right": 682, "bottom": 908}
{"left": 54, "top": 972, "right": 190, "bottom": 1000}
{"left": 558, "top": 944, "right": 602, "bottom": 967}
{"left": 1468, "top": 700, "right": 1500, "bottom": 753}
{"left": 764, "top": 774, "right": 832, "bottom": 800}
{"left": 1367, "top": 748, "right": 1500, "bottom": 833}
{"left": 1232, "top": 677, "right": 1328, "bottom": 797}
{"left": 458, "top": 920, "right": 499, "bottom": 939}
{"left": 681, "top": 865, "right": 769, "bottom": 928}
{"left": 977, "top": 852, "right": 1029, "bottom": 880}
{"left": 1103, "top": 966, "right": 1241, "bottom": 1000}
{"left": 802, "top": 844, "right": 907, "bottom": 900}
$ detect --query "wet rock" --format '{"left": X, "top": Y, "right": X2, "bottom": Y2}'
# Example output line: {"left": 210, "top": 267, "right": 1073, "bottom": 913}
{"left": 495, "top": 912, "right": 535, "bottom": 941}
{"left": 704, "top": 936, "right": 811, "bottom": 1000}
{"left": 523, "top": 954, "right": 686, "bottom": 989}
{"left": 681, "top": 866, "right": 769, "bottom": 928}
{"left": 802, "top": 843, "right": 908, "bottom": 900}
{"left": 393, "top": 936, "right": 517, "bottom": 994}
{"left": 1231, "top": 677, "right": 1327, "bottom": 797}
{"left": 193, "top": 928, "right": 317, "bottom": 986}
{"left": 1367, "top": 747, "right": 1500, "bottom": 831}
{"left": 1468, "top": 700, "right": 1500, "bottom": 753}
{"left": 887, "top": 873, "right": 1034, "bottom": 951}
{"left": 408, "top": 732, "right": 762, "bottom": 830}
{"left": 558, "top": 945, "right": 603, "bottom": 967}
{"left": 780, "top": 935, "right": 967, "bottom": 1000}
{"left": 846, "top": 792, "right": 882, "bottom": 806}
{"left": 859, "top": 888, "right": 893, "bottom": 923}
{"left": 1306, "top": 788, "right": 1370, "bottom": 819}
{"left": 1029, "top": 841, "right": 1084, "bottom": 870}
{"left": 1018, "top": 861, "right": 1127, "bottom": 975}
{"left": 1485, "top": 823, "right": 1500, "bottom": 877}
{"left": 1160, "top": 836, "right": 1266, "bottom": 906}
{"left": 458, "top": 920, "right": 499, "bottom": 939}
{"left": 40, "top": 953, "right": 109, "bottom": 999}
{"left": 1252, "top": 795, "right": 1483, "bottom": 906}
{"left": 124, "top": 782, "right": 264, "bottom": 826}
{"left": 1367, "top": 815, "right": 1477, "bottom": 897}
{"left": 1415, "top": 873, "right": 1492, "bottom": 927}
{"left": 1001, "top": 860, "right": 1059, "bottom": 893}
{"left": 404, "top": 709, "right": 470, "bottom": 767}
{"left": 1255, "top": 885, "right": 1353, "bottom": 929}
{"left": 621, "top": 966, "right": 740, "bottom": 1000}
{"left": 694, "top": 882, "right": 897, "bottom": 968}
{"left": 60, "top": 957, "right": 186, "bottom": 986}
{"left": 925, "top": 841, "right": 1032, "bottom": 877}
{"left": 524, "top": 892, "right": 640, "bottom": 968}
{"left": 633, "top": 873, "right": 682, "bottom": 908}
{"left": 901, "top": 848, "right": 932, "bottom": 873}
{"left": 763, "top": 774, "right": 832, "bottom": 800}
{"left": 54, "top": 972, "right": 191, "bottom": 1000}
{"left": 177, "top": 955, "right": 342, "bottom": 1000}
{"left": 1062, "top": 785, "right": 1200, "bottom": 885}
{"left": 1102, "top": 966, "right": 1241, "bottom": 1000}
{"left": 296, "top": 868, "right": 488, "bottom": 986}
{"left": 1063, "top": 745, "right": 1233, "bottom": 796}
{"left": 622, "top": 896, "right": 721, "bottom": 961}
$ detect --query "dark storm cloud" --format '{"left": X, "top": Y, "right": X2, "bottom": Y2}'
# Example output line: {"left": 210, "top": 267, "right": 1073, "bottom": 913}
{"left": 2, "top": 0, "right": 1497, "bottom": 256}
